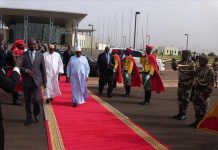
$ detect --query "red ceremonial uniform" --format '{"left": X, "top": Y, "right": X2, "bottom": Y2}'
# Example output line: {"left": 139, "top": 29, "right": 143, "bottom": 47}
{"left": 146, "top": 53, "right": 165, "bottom": 93}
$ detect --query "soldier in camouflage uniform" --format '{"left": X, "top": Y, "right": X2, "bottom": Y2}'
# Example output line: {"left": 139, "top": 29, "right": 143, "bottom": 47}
{"left": 190, "top": 54, "right": 215, "bottom": 128}
{"left": 212, "top": 56, "right": 218, "bottom": 88}
{"left": 172, "top": 50, "right": 195, "bottom": 120}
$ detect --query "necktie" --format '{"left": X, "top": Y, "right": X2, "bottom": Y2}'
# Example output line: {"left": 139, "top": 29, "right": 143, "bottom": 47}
{"left": 107, "top": 53, "right": 110, "bottom": 64}
{"left": 30, "top": 51, "right": 35, "bottom": 64}
{"left": 106, "top": 53, "right": 110, "bottom": 69}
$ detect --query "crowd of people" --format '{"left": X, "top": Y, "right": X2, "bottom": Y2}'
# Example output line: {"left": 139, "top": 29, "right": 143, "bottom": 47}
{"left": 0, "top": 30, "right": 90, "bottom": 149}
{"left": 97, "top": 45, "right": 165, "bottom": 102}
{"left": 171, "top": 50, "right": 217, "bottom": 128}
{"left": 97, "top": 45, "right": 218, "bottom": 129}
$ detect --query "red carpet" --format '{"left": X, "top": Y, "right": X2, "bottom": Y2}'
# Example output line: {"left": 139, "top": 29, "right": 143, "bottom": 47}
{"left": 49, "top": 77, "right": 168, "bottom": 149}
{"left": 198, "top": 102, "right": 218, "bottom": 134}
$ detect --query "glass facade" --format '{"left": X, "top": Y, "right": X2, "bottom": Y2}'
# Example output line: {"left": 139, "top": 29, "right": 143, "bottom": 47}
{"left": 9, "top": 23, "right": 66, "bottom": 44}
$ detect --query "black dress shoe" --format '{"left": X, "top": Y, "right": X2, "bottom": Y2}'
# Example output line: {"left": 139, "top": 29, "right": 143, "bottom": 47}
{"left": 46, "top": 99, "right": 50, "bottom": 104}
{"left": 72, "top": 103, "right": 77, "bottom": 107}
{"left": 24, "top": 120, "right": 33, "bottom": 126}
{"left": 139, "top": 101, "right": 150, "bottom": 105}
{"left": 107, "top": 95, "right": 112, "bottom": 98}
{"left": 13, "top": 100, "right": 23, "bottom": 106}
{"left": 172, "top": 113, "right": 181, "bottom": 119}
{"left": 189, "top": 121, "right": 198, "bottom": 128}
{"left": 177, "top": 115, "right": 187, "bottom": 120}
{"left": 122, "top": 94, "right": 129, "bottom": 97}
{"left": 34, "top": 116, "right": 39, "bottom": 123}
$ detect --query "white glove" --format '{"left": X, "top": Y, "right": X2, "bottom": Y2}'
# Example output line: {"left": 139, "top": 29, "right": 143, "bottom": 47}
{"left": 125, "top": 73, "right": 130, "bottom": 79}
{"left": 145, "top": 74, "right": 150, "bottom": 82}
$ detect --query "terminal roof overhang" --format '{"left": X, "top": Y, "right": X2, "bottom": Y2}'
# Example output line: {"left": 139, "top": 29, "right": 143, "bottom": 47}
{"left": 0, "top": 7, "right": 87, "bottom": 27}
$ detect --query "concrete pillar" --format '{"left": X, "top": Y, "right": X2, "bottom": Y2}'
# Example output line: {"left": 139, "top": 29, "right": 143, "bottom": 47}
{"left": 49, "top": 17, "right": 54, "bottom": 44}
{"left": 0, "top": 14, "right": 3, "bottom": 29}
{"left": 65, "top": 33, "right": 72, "bottom": 46}
{"left": 65, "top": 20, "right": 74, "bottom": 46}
{"left": 73, "top": 19, "right": 79, "bottom": 50}
{"left": 24, "top": 16, "right": 29, "bottom": 43}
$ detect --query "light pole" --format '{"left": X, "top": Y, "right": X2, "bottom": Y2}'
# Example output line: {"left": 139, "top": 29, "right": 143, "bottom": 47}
{"left": 89, "top": 24, "right": 94, "bottom": 56}
{"left": 133, "top": 11, "right": 140, "bottom": 49}
{"left": 184, "top": 33, "right": 189, "bottom": 50}
{"left": 147, "top": 35, "right": 150, "bottom": 45}
{"left": 123, "top": 35, "right": 126, "bottom": 48}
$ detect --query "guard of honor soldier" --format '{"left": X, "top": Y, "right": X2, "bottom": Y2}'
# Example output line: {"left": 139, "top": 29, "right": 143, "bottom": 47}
{"left": 172, "top": 51, "right": 215, "bottom": 128}
{"left": 212, "top": 56, "right": 218, "bottom": 88}
{"left": 172, "top": 50, "right": 196, "bottom": 120}
{"left": 190, "top": 54, "right": 215, "bottom": 128}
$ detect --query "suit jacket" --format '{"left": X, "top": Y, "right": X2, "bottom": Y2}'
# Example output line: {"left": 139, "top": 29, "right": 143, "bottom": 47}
{"left": 63, "top": 50, "right": 74, "bottom": 65}
{"left": 97, "top": 52, "right": 115, "bottom": 75}
{"left": 21, "top": 50, "right": 47, "bottom": 88}
{"left": 0, "top": 50, "right": 10, "bottom": 68}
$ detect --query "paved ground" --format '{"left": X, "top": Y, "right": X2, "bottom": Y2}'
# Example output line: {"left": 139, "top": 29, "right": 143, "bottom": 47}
{"left": 88, "top": 68, "right": 218, "bottom": 150}
{"left": 1, "top": 64, "right": 217, "bottom": 150}
{"left": 1, "top": 91, "right": 48, "bottom": 150}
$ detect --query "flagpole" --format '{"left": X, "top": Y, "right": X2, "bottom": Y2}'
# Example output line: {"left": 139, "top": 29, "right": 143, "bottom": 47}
{"left": 128, "top": 9, "right": 132, "bottom": 47}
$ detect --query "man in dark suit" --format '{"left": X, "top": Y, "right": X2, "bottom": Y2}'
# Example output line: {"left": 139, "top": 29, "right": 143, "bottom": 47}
{"left": 97, "top": 46, "right": 115, "bottom": 98}
{"left": 21, "top": 38, "right": 47, "bottom": 126}
{"left": 0, "top": 30, "right": 21, "bottom": 150}
{"left": 0, "top": 43, "right": 10, "bottom": 68}
{"left": 63, "top": 45, "right": 74, "bottom": 82}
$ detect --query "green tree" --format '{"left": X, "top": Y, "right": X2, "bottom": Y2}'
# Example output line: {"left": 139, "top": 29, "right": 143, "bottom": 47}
{"left": 208, "top": 52, "right": 215, "bottom": 57}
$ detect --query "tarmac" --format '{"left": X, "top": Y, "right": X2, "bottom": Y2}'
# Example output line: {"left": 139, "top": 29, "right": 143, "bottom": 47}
{"left": 88, "top": 86, "right": 218, "bottom": 150}
{"left": 87, "top": 66, "right": 218, "bottom": 150}
{"left": 1, "top": 91, "right": 48, "bottom": 150}
{"left": 1, "top": 65, "right": 218, "bottom": 150}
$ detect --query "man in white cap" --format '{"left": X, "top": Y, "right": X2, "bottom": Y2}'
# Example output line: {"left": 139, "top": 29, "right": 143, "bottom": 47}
{"left": 43, "top": 44, "right": 64, "bottom": 103}
{"left": 67, "top": 46, "right": 90, "bottom": 107}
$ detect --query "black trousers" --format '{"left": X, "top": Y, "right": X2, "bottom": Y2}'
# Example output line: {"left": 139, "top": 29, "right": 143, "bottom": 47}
{"left": 23, "top": 85, "right": 41, "bottom": 121}
{"left": 0, "top": 120, "right": 4, "bottom": 150}
{"left": 125, "top": 86, "right": 131, "bottom": 95}
{"left": 99, "top": 73, "right": 113, "bottom": 96}
{"left": 113, "top": 77, "right": 117, "bottom": 88}
{"left": 0, "top": 107, "right": 4, "bottom": 150}
{"left": 144, "top": 90, "right": 152, "bottom": 102}
{"left": 12, "top": 92, "right": 18, "bottom": 103}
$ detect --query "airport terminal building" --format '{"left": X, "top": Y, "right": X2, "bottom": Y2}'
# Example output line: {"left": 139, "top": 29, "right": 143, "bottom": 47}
{"left": 0, "top": 7, "right": 89, "bottom": 47}
{"left": 9, "top": 23, "right": 66, "bottom": 44}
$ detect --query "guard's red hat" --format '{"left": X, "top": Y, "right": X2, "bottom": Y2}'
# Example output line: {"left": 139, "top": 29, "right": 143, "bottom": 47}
{"left": 112, "top": 49, "right": 118, "bottom": 53}
{"left": 146, "top": 44, "right": 153, "bottom": 50}
{"left": 15, "top": 39, "right": 25, "bottom": 45}
{"left": 13, "top": 49, "right": 24, "bottom": 56}
{"left": 126, "top": 47, "right": 132, "bottom": 52}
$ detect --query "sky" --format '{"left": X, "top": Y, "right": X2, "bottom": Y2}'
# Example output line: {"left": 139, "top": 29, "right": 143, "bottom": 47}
{"left": 1, "top": 0, "right": 218, "bottom": 53}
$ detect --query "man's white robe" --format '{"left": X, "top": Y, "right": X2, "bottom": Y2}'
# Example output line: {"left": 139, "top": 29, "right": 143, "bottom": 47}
{"left": 43, "top": 52, "right": 64, "bottom": 98}
{"left": 67, "top": 55, "right": 90, "bottom": 104}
